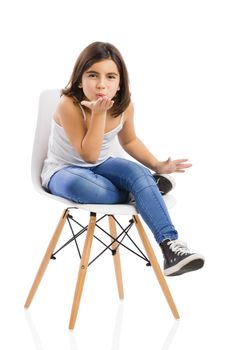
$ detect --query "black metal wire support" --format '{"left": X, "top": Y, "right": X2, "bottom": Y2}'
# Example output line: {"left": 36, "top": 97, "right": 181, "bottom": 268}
{"left": 50, "top": 208, "right": 151, "bottom": 266}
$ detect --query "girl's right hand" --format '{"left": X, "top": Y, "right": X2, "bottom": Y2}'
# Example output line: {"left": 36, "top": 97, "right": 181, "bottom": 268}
{"left": 81, "top": 96, "right": 114, "bottom": 114}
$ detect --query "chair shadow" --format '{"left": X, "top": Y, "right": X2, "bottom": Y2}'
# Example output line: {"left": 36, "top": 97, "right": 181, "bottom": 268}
{"left": 161, "top": 319, "right": 180, "bottom": 350}
{"left": 24, "top": 310, "right": 44, "bottom": 350}
{"left": 24, "top": 304, "right": 179, "bottom": 350}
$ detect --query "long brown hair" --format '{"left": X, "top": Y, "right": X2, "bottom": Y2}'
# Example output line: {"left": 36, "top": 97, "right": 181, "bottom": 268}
{"left": 62, "top": 42, "right": 131, "bottom": 117}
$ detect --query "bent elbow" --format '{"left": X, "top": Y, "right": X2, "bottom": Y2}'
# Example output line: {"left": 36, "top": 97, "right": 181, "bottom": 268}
{"left": 77, "top": 145, "right": 100, "bottom": 164}
{"left": 81, "top": 153, "right": 99, "bottom": 164}
{"left": 84, "top": 157, "right": 98, "bottom": 164}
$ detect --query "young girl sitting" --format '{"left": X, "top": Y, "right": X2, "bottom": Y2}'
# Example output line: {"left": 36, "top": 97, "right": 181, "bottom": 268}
{"left": 41, "top": 41, "right": 204, "bottom": 276}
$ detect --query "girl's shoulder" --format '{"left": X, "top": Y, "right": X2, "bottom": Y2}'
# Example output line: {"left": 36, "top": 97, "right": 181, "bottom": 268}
{"left": 57, "top": 95, "right": 83, "bottom": 116}
{"left": 57, "top": 94, "right": 79, "bottom": 109}
{"left": 54, "top": 95, "right": 83, "bottom": 125}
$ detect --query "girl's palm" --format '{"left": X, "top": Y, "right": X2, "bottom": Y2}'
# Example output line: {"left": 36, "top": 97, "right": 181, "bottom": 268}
{"left": 81, "top": 96, "right": 114, "bottom": 113}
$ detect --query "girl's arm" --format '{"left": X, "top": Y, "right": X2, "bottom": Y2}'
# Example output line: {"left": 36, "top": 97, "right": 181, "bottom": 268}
{"left": 57, "top": 96, "right": 113, "bottom": 163}
{"left": 118, "top": 102, "right": 192, "bottom": 174}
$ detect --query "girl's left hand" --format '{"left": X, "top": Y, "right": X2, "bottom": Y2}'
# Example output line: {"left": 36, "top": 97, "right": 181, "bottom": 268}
{"left": 81, "top": 97, "right": 114, "bottom": 113}
{"left": 155, "top": 157, "right": 192, "bottom": 174}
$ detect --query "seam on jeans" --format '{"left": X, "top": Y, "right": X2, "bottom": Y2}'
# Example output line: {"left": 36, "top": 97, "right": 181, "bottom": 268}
{"left": 135, "top": 174, "right": 176, "bottom": 241}
{"left": 63, "top": 168, "right": 124, "bottom": 193}
{"left": 119, "top": 169, "right": 175, "bottom": 240}
{"left": 97, "top": 169, "right": 150, "bottom": 191}
{"left": 95, "top": 157, "right": 151, "bottom": 189}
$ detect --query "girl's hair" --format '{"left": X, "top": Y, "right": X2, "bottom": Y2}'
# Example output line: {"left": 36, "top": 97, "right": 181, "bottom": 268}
{"left": 62, "top": 42, "right": 131, "bottom": 117}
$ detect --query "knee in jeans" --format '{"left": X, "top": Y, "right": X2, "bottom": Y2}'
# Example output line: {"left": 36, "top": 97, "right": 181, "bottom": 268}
{"left": 127, "top": 163, "right": 155, "bottom": 192}
{"left": 128, "top": 162, "right": 151, "bottom": 179}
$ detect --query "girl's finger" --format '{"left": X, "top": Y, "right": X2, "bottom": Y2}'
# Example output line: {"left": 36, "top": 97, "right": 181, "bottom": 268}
{"left": 176, "top": 163, "right": 192, "bottom": 169}
{"left": 174, "top": 158, "right": 189, "bottom": 164}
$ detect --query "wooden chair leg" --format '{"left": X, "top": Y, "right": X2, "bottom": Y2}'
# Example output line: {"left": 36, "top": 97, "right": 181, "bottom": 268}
{"left": 133, "top": 215, "right": 180, "bottom": 319}
{"left": 69, "top": 213, "right": 96, "bottom": 329}
{"left": 24, "top": 209, "right": 68, "bottom": 308}
{"left": 108, "top": 216, "right": 124, "bottom": 299}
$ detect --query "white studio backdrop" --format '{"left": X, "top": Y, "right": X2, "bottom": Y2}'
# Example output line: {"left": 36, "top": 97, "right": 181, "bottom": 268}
{"left": 0, "top": 0, "right": 233, "bottom": 349}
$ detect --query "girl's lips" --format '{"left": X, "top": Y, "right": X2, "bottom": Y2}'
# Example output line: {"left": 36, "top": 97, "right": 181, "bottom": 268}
{"left": 96, "top": 93, "right": 106, "bottom": 98}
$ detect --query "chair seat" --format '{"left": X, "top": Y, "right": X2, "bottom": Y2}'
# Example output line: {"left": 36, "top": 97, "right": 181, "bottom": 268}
{"left": 41, "top": 189, "right": 176, "bottom": 215}
{"left": 73, "top": 203, "right": 138, "bottom": 215}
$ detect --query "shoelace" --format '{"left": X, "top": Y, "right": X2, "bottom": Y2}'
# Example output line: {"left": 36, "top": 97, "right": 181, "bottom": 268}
{"left": 167, "top": 240, "right": 190, "bottom": 256}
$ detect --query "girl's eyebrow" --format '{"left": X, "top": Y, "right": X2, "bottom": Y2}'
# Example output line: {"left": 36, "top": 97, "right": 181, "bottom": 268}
{"left": 107, "top": 72, "right": 119, "bottom": 76}
{"left": 85, "top": 70, "right": 119, "bottom": 76}
{"left": 85, "top": 70, "right": 98, "bottom": 74}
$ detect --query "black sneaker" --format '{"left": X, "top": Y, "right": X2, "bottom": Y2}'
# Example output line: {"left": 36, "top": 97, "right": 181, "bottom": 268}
{"left": 160, "top": 239, "right": 205, "bottom": 276}
{"left": 153, "top": 174, "right": 175, "bottom": 195}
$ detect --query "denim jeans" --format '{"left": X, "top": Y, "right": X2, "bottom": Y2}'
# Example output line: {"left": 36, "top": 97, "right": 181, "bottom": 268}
{"left": 48, "top": 157, "right": 178, "bottom": 244}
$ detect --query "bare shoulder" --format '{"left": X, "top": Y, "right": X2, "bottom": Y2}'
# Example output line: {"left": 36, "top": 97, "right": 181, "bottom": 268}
{"left": 54, "top": 95, "right": 87, "bottom": 148}
{"left": 57, "top": 95, "right": 81, "bottom": 115}
{"left": 55, "top": 95, "right": 83, "bottom": 125}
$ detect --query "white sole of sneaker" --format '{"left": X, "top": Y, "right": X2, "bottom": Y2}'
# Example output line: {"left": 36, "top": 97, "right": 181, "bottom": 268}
{"left": 164, "top": 254, "right": 205, "bottom": 277}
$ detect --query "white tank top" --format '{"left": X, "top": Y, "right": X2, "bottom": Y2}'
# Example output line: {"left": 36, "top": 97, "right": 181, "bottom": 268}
{"left": 41, "top": 108, "right": 124, "bottom": 188}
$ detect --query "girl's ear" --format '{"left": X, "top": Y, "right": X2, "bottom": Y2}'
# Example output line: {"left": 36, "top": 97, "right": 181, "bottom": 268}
{"left": 117, "top": 86, "right": 120, "bottom": 91}
{"left": 78, "top": 83, "right": 82, "bottom": 88}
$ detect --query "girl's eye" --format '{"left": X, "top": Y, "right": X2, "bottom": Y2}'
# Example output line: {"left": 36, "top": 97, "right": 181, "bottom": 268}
{"left": 108, "top": 75, "right": 116, "bottom": 79}
{"left": 88, "top": 73, "right": 97, "bottom": 78}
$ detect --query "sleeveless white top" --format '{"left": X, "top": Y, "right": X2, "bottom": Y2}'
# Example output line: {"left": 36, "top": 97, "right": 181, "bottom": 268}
{"left": 41, "top": 107, "right": 124, "bottom": 188}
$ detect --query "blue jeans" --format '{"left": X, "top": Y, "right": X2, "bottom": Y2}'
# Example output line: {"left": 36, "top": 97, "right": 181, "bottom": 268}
{"left": 48, "top": 157, "right": 178, "bottom": 244}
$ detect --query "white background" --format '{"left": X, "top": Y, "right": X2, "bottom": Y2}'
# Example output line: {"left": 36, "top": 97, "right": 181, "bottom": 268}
{"left": 1, "top": 0, "right": 233, "bottom": 349}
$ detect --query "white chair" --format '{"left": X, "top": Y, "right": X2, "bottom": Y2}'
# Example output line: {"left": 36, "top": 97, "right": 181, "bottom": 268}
{"left": 24, "top": 89, "right": 180, "bottom": 329}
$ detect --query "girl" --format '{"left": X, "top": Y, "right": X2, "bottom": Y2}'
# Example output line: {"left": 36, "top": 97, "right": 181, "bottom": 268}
{"left": 41, "top": 41, "right": 204, "bottom": 276}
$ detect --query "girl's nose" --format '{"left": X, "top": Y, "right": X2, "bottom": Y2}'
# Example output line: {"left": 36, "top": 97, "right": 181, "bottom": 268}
{"left": 96, "top": 78, "right": 106, "bottom": 89}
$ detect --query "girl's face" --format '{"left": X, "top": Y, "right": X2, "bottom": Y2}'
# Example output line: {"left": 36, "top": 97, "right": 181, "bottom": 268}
{"left": 81, "top": 59, "right": 120, "bottom": 101}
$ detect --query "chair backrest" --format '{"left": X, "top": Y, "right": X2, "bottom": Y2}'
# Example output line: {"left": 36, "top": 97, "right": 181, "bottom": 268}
{"left": 31, "top": 89, "right": 125, "bottom": 195}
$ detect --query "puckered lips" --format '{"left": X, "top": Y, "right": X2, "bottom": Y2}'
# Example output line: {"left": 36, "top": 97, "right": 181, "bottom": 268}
{"left": 96, "top": 93, "right": 106, "bottom": 99}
